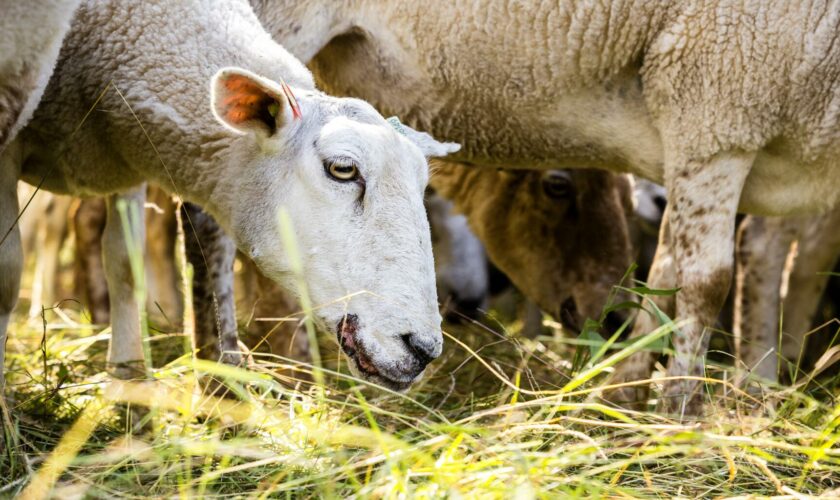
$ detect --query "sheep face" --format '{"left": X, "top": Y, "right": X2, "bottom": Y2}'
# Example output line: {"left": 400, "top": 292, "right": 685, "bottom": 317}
{"left": 210, "top": 68, "right": 459, "bottom": 390}
{"left": 431, "top": 163, "right": 634, "bottom": 331}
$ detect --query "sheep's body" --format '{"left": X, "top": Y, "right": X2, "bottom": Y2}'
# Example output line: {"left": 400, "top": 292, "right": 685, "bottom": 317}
{"left": 257, "top": 0, "right": 840, "bottom": 216}
{"left": 3, "top": 0, "right": 457, "bottom": 394}
{"left": 18, "top": 0, "right": 314, "bottom": 200}
{"left": 251, "top": 0, "right": 840, "bottom": 414}
{"left": 0, "top": 0, "right": 80, "bottom": 152}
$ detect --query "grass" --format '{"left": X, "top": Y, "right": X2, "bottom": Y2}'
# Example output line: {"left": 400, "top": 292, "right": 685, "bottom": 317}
{"left": 2, "top": 286, "right": 840, "bottom": 499}
{"left": 3, "top": 170, "right": 840, "bottom": 497}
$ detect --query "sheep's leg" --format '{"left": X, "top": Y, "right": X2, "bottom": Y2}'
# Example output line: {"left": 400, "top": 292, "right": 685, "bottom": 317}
{"left": 780, "top": 207, "right": 840, "bottom": 375}
{"left": 103, "top": 186, "right": 147, "bottom": 381}
{"left": 659, "top": 152, "right": 754, "bottom": 417}
{"left": 74, "top": 198, "right": 109, "bottom": 323}
{"left": 0, "top": 146, "right": 23, "bottom": 402}
{"left": 734, "top": 215, "right": 797, "bottom": 387}
{"left": 144, "top": 189, "right": 182, "bottom": 327}
{"left": 604, "top": 207, "right": 675, "bottom": 410}
{"left": 181, "top": 202, "right": 241, "bottom": 365}
{"left": 29, "top": 195, "right": 71, "bottom": 318}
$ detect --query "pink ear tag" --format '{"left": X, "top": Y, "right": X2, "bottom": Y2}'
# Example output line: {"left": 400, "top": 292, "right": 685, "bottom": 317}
{"left": 279, "top": 80, "right": 302, "bottom": 120}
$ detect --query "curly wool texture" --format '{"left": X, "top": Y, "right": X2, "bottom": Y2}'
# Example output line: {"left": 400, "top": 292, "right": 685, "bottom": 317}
{"left": 0, "top": 0, "right": 80, "bottom": 152}
{"left": 255, "top": 0, "right": 840, "bottom": 216}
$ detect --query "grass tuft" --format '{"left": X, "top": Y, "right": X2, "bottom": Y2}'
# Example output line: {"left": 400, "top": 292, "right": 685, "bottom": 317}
{"left": 2, "top": 299, "right": 840, "bottom": 498}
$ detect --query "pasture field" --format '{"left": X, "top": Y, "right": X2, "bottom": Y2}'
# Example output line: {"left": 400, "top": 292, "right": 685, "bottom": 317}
{"left": 1, "top": 255, "right": 840, "bottom": 499}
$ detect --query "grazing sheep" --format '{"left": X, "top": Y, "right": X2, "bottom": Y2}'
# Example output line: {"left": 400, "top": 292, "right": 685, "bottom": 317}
{"left": 178, "top": 0, "right": 640, "bottom": 360}
{"left": 1, "top": 0, "right": 458, "bottom": 395}
{"left": 430, "top": 161, "right": 635, "bottom": 329}
{"left": 250, "top": 0, "right": 840, "bottom": 414}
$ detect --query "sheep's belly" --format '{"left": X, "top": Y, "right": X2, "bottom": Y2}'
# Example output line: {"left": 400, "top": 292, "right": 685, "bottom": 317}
{"left": 740, "top": 152, "right": 840, "bottom": 216}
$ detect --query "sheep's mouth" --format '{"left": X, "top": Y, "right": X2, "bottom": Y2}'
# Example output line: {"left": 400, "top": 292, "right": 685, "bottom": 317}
{"left": 336, "top": 315, "right": 412, "bottom": 391}
{"left": 337, "top": 315, "right": 378, "bottom": 376}
{"left": 559, "top": 298, "right": 581, "bottom": 332}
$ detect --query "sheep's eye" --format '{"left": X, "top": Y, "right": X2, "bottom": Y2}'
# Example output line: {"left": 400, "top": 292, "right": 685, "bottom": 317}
{"left": 542, "top": 170, "right": 574, "bottom": 199}
{"left": 326, "top": 160, "right": 359, "bottom": 181}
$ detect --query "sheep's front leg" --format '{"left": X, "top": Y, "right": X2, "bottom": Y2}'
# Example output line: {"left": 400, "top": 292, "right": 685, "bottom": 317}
{"left": 660, "top": 152, "right": 754, "bottom": 416}
{"left": 103, "top": 186, "right": 147, "bottom": 380}
{"left": 734, "top": 215, "right": 797, "bottom": 386}
{"left": 604, "top": 207, "right": 676, "bottom": 410}
{"left": 181, "top": 202, "right": 241, "bottom": 365}
{"left": 0, "top": 148, "right": 23, "bottom": 399}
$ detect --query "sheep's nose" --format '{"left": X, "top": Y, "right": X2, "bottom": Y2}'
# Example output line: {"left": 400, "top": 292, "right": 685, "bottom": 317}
{"left": 653, "top": 193, "right": 667, "bottom": 213}
{"left": 401, "top": 333, "right": 439, "bottom": 370}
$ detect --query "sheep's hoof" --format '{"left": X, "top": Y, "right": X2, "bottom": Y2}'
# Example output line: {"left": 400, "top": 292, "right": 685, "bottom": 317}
{"left": 107, "top": 361, "right": 153, "bottom": 433}
{"left": 107, "top": 360, "right": 149, "bottom": 382}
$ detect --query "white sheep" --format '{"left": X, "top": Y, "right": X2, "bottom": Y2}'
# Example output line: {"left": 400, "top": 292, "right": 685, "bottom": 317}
{"left": 1, "top": 0, "right": 458, "bottom": 395}
{"left": 1, "top": 0, "right": 81, "bottom": 418}
{"left": 252, "top": 0, "right": 840, "bottom": 415}
{"left": 0, "top": 0, "right": 80, "bottom": 152}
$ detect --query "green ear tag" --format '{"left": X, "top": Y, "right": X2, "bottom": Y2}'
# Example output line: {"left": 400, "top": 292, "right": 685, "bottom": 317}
{"left": 386, "top": 116, "right": 407, "bottom": 136}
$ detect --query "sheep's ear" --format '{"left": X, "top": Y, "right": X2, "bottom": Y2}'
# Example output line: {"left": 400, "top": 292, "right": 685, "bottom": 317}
{"left": 388, "top": 117, "right": 460, "bottom": 158}
{"left": 211, "top": 67, "right": 301, "bottom": 137}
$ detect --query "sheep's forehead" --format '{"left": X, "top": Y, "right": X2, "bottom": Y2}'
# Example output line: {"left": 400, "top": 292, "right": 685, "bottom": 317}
{"left": 316, "top": 112, "right": 428, "bottom": 187}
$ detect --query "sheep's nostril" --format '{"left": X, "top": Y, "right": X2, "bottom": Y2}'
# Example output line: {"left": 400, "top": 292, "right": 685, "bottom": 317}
{"left": 653, "top": 194, "right": 667, "bottom": 213}
{"left": 400, "top": 333, "right": 437, "bottom": 369}
{"left": 604, "top": 310, "right": 630, "bottom": 336}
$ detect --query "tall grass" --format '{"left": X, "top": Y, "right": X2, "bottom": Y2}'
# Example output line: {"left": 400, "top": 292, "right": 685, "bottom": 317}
{"left": 2, "top": 82, "right": 839, "bottom": 498}
{"left": 2, "top": 293, "right": 840, "bottom": 498}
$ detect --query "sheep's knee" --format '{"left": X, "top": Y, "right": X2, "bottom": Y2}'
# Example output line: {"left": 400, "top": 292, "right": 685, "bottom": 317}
{"left": 102, "top": 187, "right": 147, "bottom": 380}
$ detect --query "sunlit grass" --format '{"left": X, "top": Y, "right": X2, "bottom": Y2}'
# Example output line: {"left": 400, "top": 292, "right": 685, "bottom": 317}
{"left": 2, "top": 295, "right": 840, "bottom": 498}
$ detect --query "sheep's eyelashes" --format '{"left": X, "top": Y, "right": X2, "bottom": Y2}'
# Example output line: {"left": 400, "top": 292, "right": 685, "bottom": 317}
{"left": 541, "top": 171, "right": 574, "bottom": 199}
{"left": 326, "top": 161, "right": 359, "bottom": 182}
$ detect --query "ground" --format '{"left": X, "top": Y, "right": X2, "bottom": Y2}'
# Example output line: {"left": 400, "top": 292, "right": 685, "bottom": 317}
{"left": 1, "top": 253, "right": 840, "bottom": 498}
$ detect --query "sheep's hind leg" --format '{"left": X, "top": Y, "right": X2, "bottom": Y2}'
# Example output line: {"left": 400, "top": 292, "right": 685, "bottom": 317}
{"left": 779, "top": 207, "right": 840, "bottom": 379}
{"left": 73, "top": 197, "right": 109, "bottom": 323}
{"left": 659, "top": 151, "right": 754, "bottom": 418}
{"left": 734, "top": 215, "right": 797, "bottom": 390}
